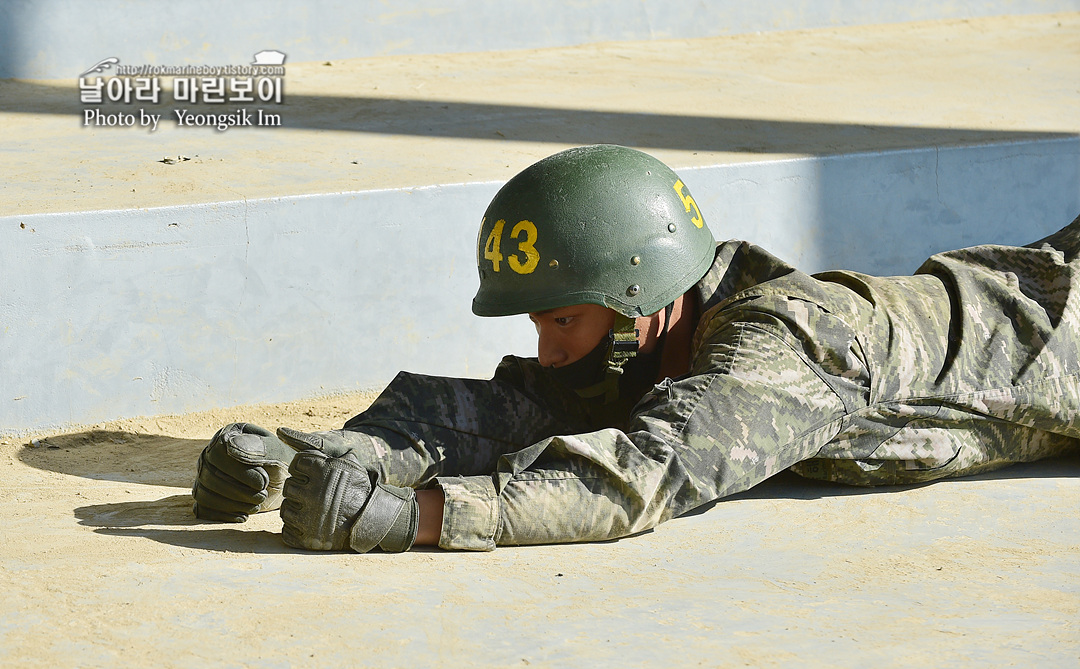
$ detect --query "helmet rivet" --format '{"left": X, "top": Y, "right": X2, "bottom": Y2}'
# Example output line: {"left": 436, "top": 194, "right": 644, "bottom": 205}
{"left": 630, "top": 255, "right": 641, "bottom": 266}
{"left": 627, "top": 284, "right": 641, "bottom": 297}
{"left": 668, "top": 223, "right": 677, "bottom": 233}
{"left": 548, "top": 259, "right": 559, "bottom": 269}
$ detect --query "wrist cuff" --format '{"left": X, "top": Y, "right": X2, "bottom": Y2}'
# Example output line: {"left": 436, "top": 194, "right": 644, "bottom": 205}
{"left": 348, "top": 481, "right": 418, "bottom": 553}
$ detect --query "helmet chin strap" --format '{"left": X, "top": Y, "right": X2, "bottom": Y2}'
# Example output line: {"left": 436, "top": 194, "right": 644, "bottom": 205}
{"left": 574, "top": 303, "right": 675, "bottom": 404}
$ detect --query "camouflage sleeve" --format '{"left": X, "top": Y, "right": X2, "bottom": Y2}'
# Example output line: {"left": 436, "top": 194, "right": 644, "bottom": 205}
{"left": 338, "top": 357, "right": 594, "bottom": 488}
{"left": 436, "top": 317, "right": 851, "bottom": 550}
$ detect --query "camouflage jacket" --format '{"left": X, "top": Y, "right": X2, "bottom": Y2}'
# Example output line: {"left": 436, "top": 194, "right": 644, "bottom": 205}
{"left": 345, "top": 218, "right": 1080, "bottom": 550}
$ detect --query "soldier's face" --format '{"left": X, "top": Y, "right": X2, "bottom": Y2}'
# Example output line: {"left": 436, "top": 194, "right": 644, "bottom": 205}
{"left": 528, "top": 304, "right": 616, "bottom": 368}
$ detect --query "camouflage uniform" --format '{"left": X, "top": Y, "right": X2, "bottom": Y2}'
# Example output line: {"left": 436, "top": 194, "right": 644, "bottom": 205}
{"left": 338, "top": 216, "right": 1080, "bottom": 550}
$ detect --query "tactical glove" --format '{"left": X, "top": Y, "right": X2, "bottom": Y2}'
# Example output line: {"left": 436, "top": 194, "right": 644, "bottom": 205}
{"left": 278, "top": 447, "right": 419, "bottom": 553}
{"left": 274, "top": 426, "right": 370, "bottom": 460}
{"left": 192, "top": 423, "right": 298, "bottom": 522}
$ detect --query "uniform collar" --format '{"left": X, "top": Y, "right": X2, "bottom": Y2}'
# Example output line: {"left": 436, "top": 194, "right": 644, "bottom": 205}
{"left": 693, "top": 239, "right": 802, "bottom": 314}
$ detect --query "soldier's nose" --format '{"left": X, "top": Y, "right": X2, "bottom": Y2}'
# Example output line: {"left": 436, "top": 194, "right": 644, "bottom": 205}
{"left": 537, "top": 334, "right": 568, "bottom": 368}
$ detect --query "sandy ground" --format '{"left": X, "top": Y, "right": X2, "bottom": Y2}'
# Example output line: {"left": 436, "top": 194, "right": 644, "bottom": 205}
{"left": 2, "top": 392, "right": 1077, "bottom": 667}
{"left": 2, "top": 13, "right": 1078, "bottom": 217}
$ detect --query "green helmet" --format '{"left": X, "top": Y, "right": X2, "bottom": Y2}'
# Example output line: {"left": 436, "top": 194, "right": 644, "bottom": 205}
{"left": 472, "top": 144, "right": 716, "bottom": 318}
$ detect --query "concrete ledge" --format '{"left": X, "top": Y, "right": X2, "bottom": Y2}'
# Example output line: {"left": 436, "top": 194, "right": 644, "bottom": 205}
{"left": 4, "top": 14, "right": 1078, "bottom": 217}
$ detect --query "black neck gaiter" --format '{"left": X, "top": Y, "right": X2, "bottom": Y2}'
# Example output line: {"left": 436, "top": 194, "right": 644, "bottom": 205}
{"left": 545, "top": 334, "right": 613, "bottom": 391}
{"left": 546, "top": 331, "right": 663, "bottom": 404}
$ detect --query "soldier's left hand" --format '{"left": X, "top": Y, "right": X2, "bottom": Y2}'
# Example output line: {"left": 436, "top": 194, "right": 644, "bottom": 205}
{"left": 192, "top": 422, "right": 298, "bottom": 522}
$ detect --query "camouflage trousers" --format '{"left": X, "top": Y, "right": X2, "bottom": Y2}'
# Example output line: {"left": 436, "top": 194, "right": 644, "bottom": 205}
{"left": 337, "top": 218, "right": 1080, "bottom": 551}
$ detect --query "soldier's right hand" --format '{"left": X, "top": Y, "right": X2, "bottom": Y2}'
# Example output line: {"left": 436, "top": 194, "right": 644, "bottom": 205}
{"left": 192, "top": 422, "right": 299, "bottom": 522}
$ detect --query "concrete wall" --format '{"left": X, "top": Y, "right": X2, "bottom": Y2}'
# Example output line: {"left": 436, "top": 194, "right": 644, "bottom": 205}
{"left": 3, "top": 0, "right": 1079, "bottom": 79}
{"left": 3, "top": 137, "right": 1078, "bottom": 436}
{"left": 3, "top": 3, "right": 1078, "bottom": 434}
